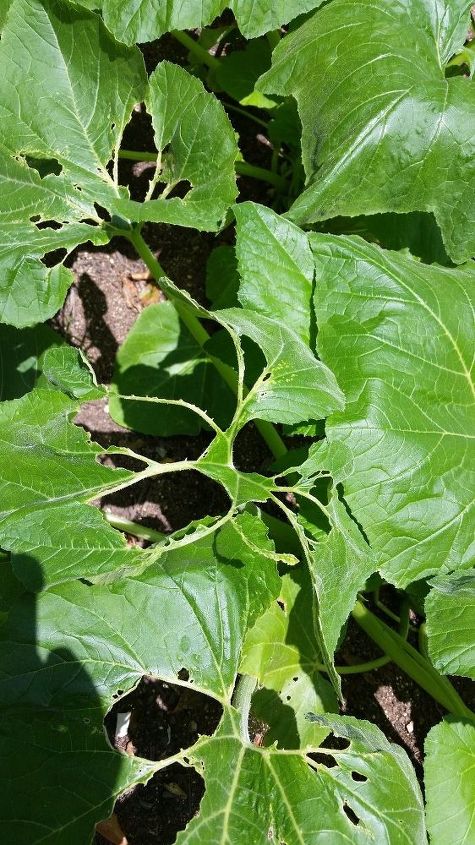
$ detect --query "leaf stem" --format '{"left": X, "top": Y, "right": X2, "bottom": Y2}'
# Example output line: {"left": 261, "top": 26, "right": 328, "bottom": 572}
{"left": 125, "top": 227, "right": 287, "bottom": 460}
{"left": 171, "top": 30, "right": 221, "bottom": 70}
{"left": 224, "top": 101, "right": 269, "bottom": 129}
{"left": 103, "top": 511, "right": 165, "bottom": 543}
{"left": 232, "top": 674, "right": 257, "bottom": 744}
{"left": 352, "top": 598, "right": 475, "bottom": 720}
{"left": 117, "top": 149, "right": 286, "bottom": 190}
{"left": 236, "top": 160, "right": 287, "bottom": 191}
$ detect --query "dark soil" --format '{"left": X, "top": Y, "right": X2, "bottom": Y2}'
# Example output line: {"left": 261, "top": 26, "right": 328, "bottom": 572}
{"left": 49, "top": 31, "right": 474, "bottom": 845}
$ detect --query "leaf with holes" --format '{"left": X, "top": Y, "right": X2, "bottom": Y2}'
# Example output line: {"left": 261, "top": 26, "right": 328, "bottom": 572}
{"left": 0, "top": 0, "right": 146, "bottom": 326}
{"left": 113, "top": 62, "right": 238, "bottom": 231}
{"left": 177, "top": 710, "right": 425, "bottom": 844}
{"left": 0, "top": 6, "right": 239, "bottom": 327}
{"left": 0, "top": 510, "right": 281, "bottom": 842}
{"left": 259, "top": 0, "right": 475, "bottom": 263}
{"left": 0, "top": 387, "right": 144, "bottom": 589}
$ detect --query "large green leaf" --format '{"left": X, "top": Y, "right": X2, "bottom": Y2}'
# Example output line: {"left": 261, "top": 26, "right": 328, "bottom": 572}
{"left": 1, "top": 512, "right": 280, "bottom": 704}
{"left": 425, "top": 570, "right": 475, "bottom": 678}
{"left": 0, "top": 512, "right": 281, "bottom": 842}
{"left": 0, "top": 708, "right": 155, "bottom": 845}
{"left": 0, "top": 0, "right": 146, "bottom": 325}
{"left": 178, "top": 710, "right": 425, "bottom": 844}
{"left": 0, "top": 389, "right": 143, "bottom": 588}
{"left": 113, "top": 62, "right": 238, "bottom": 231}
{"left": 312, "top": 235, "right": 475, "bottom": 587}
{"left": 259, "top": 0, "right": 475, "bottom": 263}
{"left": 234, "top": 202, "right": 314, "bottom": 345}
{"left": 110, "top": 301, "right": 235, "bottom": 435}
{"left": 73, "top": 0, "right": 327, "bottom": 44}
{"left": 425, "top": 717, "right": 475, "bottom": 845}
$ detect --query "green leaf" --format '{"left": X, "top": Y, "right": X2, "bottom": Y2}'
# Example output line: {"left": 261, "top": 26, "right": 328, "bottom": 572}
{"left": 206, "top": 245, "right": 239, "bottom": 309}
{"left": 178, "top": 710, "right": 425, "bottom": 844}
{"left": 1, "top": 512, "right": 280, "bottom": 704}
{"left": 300, "top": 490, "right": 377, "bottom": 665}
{"left": 241, "top": 568, "right": 337, "bottom": 748}
{"left": 219, "top": 308, "right": 344, "bottom": 426}
{"left": 260, "top": 0, "right": 475, "bottom": 263}
{"left": 0, "top": 389, "right": 141, "bottom": 588}
{"left": 110, "top": 301, "right": 235, "bottom": 435}
{"left": 216, "top": 39, "right": 275, "bottom": 109}
{"left": 113, "top": 62, "right": 238, "bottom": 231}
{"left": 197, "top": 431, "right": 278, "bottom": 506}
{"left": 0, "top": 511, "right": 281, "bottom": 842}
{"left": 0, "top": 0, "right": 146, "bottom": 325}
{"left": 0, "top": 322, "right": 61, "bottom": 400}
{"left": 40, "top": 346, "right": 104, "bottom": 400}
{"left": 73, "top": 0, "right": 327, "bottom": 44}
{"left": 312, "top": 234, "right": 475, "bottom": 586}
{"left": 234, "top": 202, "right": 314, "bottom": 345}
{"left": 0, "top": 708, "right": 155, "bottom": 845}
{"left": 426, "top": 570, "right": 475, "bottom": 679}
{"left": 425, "top": 717, "right": 475, "bottom": 845}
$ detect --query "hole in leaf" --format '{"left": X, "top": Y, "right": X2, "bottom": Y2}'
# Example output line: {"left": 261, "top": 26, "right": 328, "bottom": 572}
{"left": 351, "top": 770, "right": 367, "bottom": 783}
{"left": 104, "top": 677, "right": 223, "bottom": 761}
{"left": 320, "top": 733, "right": 351, "bottom": 751}
{"left": 343, "top": 803, "right": 360, "bottom": 826}
{"left": 177, "top": 668, "right": 189, "bottom": 682}
{"left": 104, "top": 678, "right": 222, "bottom": 839}
{"left": 24, "top": 155, "right": 63, "bottom": 178}
{"left": 277, "top": 599, "right": 286, "bottom": 612}
{"left": 30, "top": 214, "right": 41, "bottom": 223}
{"left": 94, "top": 203, "right": 110, "bottom": 222}
{"left": 99, "top": 469, "right": 230, "bottom": 536}
{"left": 36, "top": 219, "right": 62, "bottom": 231}
{"left": 41, "top": 248, "right": 67, "bottom": 268}
{"left": 309, "top": 752, "right": 337, "bottom": 768}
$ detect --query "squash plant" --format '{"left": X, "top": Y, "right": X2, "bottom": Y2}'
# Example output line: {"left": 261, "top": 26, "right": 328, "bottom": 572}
{"left": 0, "top": 1, "right": 474, "bottom": 843}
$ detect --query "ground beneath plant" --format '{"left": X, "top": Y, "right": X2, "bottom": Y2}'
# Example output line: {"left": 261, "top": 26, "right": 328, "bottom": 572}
{"left": 49, "top": 33, "right": 474, "bottom": 845}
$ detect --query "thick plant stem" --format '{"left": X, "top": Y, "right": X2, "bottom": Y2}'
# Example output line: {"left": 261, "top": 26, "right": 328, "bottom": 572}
{"left": 233, "top": 674, "right": 257, "bottom": 744}
{"left": 352, "top": 599, "right": 475, "bottom": 720}
{"left": 117, "top": 149, "right": 286, "bottom": 190}
{"left": 126, "top": 228, "right": 287, "bottom": 459}
{"left": 171, "top": 30, "right": 221, "bottom": 70}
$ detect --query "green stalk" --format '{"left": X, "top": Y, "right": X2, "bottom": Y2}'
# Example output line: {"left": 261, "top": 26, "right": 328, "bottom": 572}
{"left": 352, "top": 599, "right": 475, "bottom": 720}
{"left": 236, "top": 160, "right": 287, "bottom": 191}
{"left": 104, "top": 512, "right": 165, "bottom": 543}
{"left": 126, "top": 227, "right": 287, "bottom": 460}
{"left": 223, "top": 101, "right": 269, "bottom": 129}
{"left": 233, "top": 674, "right": 257, "bottom": 744}
{"left": 117, "top": 149, "right": 286, "bottom": 191}
{"left": 171, "top": 30, "right": 221, "bottom": 70}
